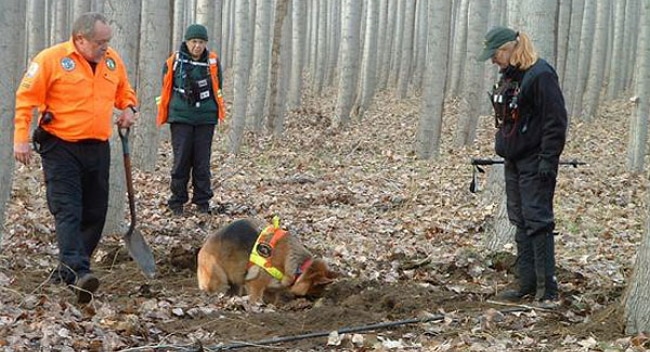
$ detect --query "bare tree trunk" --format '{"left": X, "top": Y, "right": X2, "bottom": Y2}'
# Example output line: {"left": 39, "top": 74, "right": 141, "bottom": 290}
{"left": 572, "top": 1, "right": 596, "bottom": 120}
{"left": 626, "top": 0, "right": 649, "bottom": 173}
{"left": 267, "top": 0, "right": 290, "bottom": 135}
{"left": 50, "top": 0, "right": 69, "bottom": 45}
{"left": 582, "top": 0, "right": 611, "bottom": 121}
{"left": 0, "top": 0, "right": 26, "bottom": 246}
{"left": 411, "top": 0, "right": 429, "bottom": 93}
{"left": 481, "top": 165, "right": 517, "bottom": 251}
{"left": 334, "top": 0, "right": 362, "bottom": 129}
{"left": 103, "top": 1, "right": 141, "bottom": 236}
{"left": 228, "top": 0, "right": 251, "bottom": 154}
{"left": 624, "top": 0, "right": 650, "bottom": 320}
{"left": 356, "top": 0, "right": 379, "bottom": 119}
{"left": 520, "top": 0, "right": 558, "bottom": 65}
{"left": 607, "top": 0, "right": 627, "bottom": 100}
{"left": 247, "top": 0, "right": 273, "bottom": 132}
{"left": 416, "top": 0, "right": 451, "bottom": 160}
{"left": 287, "top": 0, "right": 306, "bottom": 110}
{"left": 132, "top": 0, "right": 171, "bottom": 172}
{"left": 27, "top": 0, "right": 46, "bottom": 64}
{"left": 396, "top": 0, "right": 416, "bottom": 99}
{"left": 562, "top": 0, "right": 585, "bottom": 118}
{"left": 454, "top": 0, "right": 488, "bottom": 147}
{"left": 447, "top": 0, "right": 469, "bottom": 99}
{"left": 272, "top": 2, "right": 293, "bottom": 138}
{"left": 377, "top": 0, "right": 393, "bottom": 91}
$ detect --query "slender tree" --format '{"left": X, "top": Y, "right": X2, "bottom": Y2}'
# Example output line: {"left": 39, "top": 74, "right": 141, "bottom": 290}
{"left": 416, "top": 0, "right": 451, "bottom": 160}
{"left": 396, "top": 0, "right": 416, "bottom": 99}
{"left": 447, "top": 0, "right": 469, "bottom": 99}
{"left": 132, "top": 0, "right": 171, "bottom": 171}
{"left": 356, "top": 0, "right": 379, "bottom": 119}
{"left": 582, "top": 0, "right": 611, "bottom": 121}
{"left": 287, "top": 0, "right": 307, "bottom": 110}
{"left": 626, "top": 0, "right": 649, "bottom": 173}
{"left": 267, "top": 0, "right": 290, "bottom": 136}
{"left": 334, "top": 0, "right": 362, "bottom": 128}
{"left": 454, "top": 0, "right": 488, "bottom": 147}
{"left": 624, "top": 0, "right": 650, "bottom": 326}
{"left": 228, "top": 0, "right": 251, "bottom": 154}
{"left": 571, "top": 1, "right": 597, "bottom": 120}
{"left": 0, "top": 0, "right": 26, "bottom": 245}
{"left": 103, "top": 0, "right": 141, "bottom": 236}
{"left": 562, "top": 0, "right": 585, "bottom": 118}
{"left": 247, "top": 0, "right": 273, "bottom": 132}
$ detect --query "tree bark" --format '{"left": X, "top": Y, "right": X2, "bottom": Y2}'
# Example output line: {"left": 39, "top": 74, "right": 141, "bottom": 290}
{"left": 416, "top": 0, "right": 451, "bottom": 160}
{"left": 228, "top": 0, "right": 251, "bottom": 154}
{"left": 334, "top": 0, "right": 362, "bottom": 129}
{"left": 0, "top": 0, "right": 26, "bottom": 246}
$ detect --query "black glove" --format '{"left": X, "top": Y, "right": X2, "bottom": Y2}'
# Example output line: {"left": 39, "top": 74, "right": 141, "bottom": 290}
{"left": 538, "top": 156, "right": 557, "bottom": 181}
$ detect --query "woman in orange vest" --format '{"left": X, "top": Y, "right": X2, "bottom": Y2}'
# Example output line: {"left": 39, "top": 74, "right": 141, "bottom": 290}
{"left": 157, "top": 24, "right": 226, "bottom": 216}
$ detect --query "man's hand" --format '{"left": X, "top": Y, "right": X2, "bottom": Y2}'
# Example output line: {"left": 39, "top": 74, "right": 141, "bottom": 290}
{"left": 116, "top": 106, "right": 138, "bottom": 128}
{"left": 14, "top": 142, "right": 32, "bottom": 165}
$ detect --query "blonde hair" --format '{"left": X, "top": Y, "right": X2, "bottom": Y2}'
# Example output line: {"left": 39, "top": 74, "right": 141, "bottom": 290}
{"left": 501, "top": 32, "right": 538, "bottom": 70}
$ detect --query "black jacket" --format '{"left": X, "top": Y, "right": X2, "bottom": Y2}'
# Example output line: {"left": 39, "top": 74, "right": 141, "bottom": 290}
{"left": 494, "top": 59, "right": 568, "bottom": 162}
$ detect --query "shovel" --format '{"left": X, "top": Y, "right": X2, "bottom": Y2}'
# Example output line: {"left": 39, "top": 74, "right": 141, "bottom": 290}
{"left": 118, "top": 127, "right": 156, "bottom": 278}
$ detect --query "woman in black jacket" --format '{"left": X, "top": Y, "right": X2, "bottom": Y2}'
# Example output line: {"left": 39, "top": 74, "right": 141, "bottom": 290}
{"left": 478, "top": 26, "right": 568, "bottom": 306}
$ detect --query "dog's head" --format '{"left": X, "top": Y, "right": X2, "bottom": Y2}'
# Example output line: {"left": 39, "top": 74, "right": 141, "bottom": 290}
{"left": 290, "top": 259, "right": 338, "bottom": 297}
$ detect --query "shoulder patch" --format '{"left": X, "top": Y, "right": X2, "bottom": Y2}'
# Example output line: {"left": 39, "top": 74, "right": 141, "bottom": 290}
{"left": 61, "top": 57, "right": 76, "bottom": 71}
{"left": 106, "top": 58, "right": 116, "bottom": 71}
{"left": 26, "top": 62, "right": 39, "bottom": 78}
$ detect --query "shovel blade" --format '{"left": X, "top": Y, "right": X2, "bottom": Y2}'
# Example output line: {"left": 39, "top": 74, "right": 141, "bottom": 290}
{"left": 124, "top": 228, "right": 156, "bottom": 279}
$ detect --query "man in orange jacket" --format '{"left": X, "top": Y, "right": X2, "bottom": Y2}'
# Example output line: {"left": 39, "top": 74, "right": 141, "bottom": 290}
{"left": 13, "top": 12, "right": 138, "bottom": 304}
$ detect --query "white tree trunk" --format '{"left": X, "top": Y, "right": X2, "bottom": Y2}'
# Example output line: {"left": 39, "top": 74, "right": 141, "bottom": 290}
{"left": 247, "top": 0, "right": 273, "bottom": 132}
{"left": 562, "top": 0, "right": 585, "bottom": 118}
{"left": 412, "top": 0, "right": 429, "bottom": 93}
{"left": 50, "top": 0, "right": 69, "bottom": 45}
{"left": 606, "top": 0, "right": 627, "bottom": 100}
{"left": 454, "top": 0, "right": 488, "bottom": 147}
{"left": 228, "top": 0, "right": 251, "bottom": 154}
{"left": 335, "top": 0, "right": 362, "bottom": 129}
{"left": 624, "top": 0, "right": 650, "bottom": 321}
{"left": 571, "top": 1, "right": 596, "bottom": 120}
{"left": 267, "top": 0, "right": 290, "bottom": 136}
{"left": 416, "top": 0, "right": 451, "bottom": 160}
{"left": 626, "top": 0, "right": 649, "bottom": 173}
{"left": 312, "top": 0, "right": 328, "bottom": 94}
{"left": 103, "top": 0, "right": 141, "bottom": 236}
{"left": 520, "top": 0, "right": 558, "bottom": 65}
{"left": 555, "top": 0, "right": 571, "bottom": 85}
{"left": 0, "top": 0, "right": 26, "bottom": 246}
{"left": 481, "top": 165, "right": 517, "bottom": 251}
{"left": 377, "top": 0, "right": 393, "bottom": 91}
{"left": 27, "top": 0, "right": 46, "bottom": 65}
{"left": 132, "top": 0, "right": 171, "bottom": 172}
{"left": 356, "top": 0, "right": 379, "bottom": 119}
{"left": 287, "top": 0, "right": 306, "bottom": 110}
{"left": 447, "top": 0, "right": 469, "bottom": 99}
{"left": 582, "top": 0, "right": 611, "bottom": 121}
{"left": 396, "top": 0, "right": 416, "bottom": 99}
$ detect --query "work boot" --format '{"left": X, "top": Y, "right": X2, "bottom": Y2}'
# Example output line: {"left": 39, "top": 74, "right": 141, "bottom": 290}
{"left": 495, "top": 288, "right": 533, "bottom": 302}
{"left": 169, "top": 206, "right": 183, "bottom": 216}
{"left": 197, "top": 204, "right": 211, "bottom": 214}
{"left": 73, "top": 273, "right": 100, "bottom": 304}
{"left": 532, "top": 232, "right": 558, "bottom": 301}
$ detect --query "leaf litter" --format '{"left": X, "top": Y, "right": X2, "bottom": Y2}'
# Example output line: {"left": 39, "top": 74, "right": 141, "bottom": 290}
{"left": 0, "top": 92, "right": 645, "bottom": 351}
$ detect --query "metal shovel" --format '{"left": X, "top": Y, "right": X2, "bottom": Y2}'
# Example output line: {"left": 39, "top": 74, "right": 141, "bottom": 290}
{"left": 118, "top": 127, "right": 156, "bottom": 278}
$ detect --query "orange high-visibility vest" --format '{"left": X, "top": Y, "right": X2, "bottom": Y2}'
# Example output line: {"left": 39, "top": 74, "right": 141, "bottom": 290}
{"left": 156, "top": 51, "right": 226, "bottom": 126}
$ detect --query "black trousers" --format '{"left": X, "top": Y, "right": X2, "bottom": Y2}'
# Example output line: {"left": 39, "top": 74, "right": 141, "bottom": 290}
{"left": 505, "top": 153, "right": 558, "bottom": 299}
{"left": 168, "top": 123, "right": 215, "bottom": 208}
{"left": 39, "top": 137, "right": 110, "bottom": 284}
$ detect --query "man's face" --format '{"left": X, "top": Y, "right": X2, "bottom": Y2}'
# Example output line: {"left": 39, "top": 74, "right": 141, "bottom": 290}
{"left": 187, "top": 38, "right": 207, "bottom": 60}
{"left": 75, "top": 21, "right": 112, "bottom": 63}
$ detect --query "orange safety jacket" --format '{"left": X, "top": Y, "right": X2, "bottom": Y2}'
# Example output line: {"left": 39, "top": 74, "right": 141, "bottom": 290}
{"left": 156, "top": 51, "right": 226, "bottom": 126}
{"left": 14, "top": 39, "right": 137, "bottom": 144}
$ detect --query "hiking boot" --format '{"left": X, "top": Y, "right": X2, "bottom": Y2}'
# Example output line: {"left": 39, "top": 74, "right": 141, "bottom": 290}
{"left": 495, "top": 289, "right": 532, "bottom": 303}
{"left": 73, "top": 273, "right": 100, "bottom": 304}
{"left": 197, "top": 204, "right": 211, "bottom": 214}
{"left": 170, "top": 206, "right": 183, "bottom": 216}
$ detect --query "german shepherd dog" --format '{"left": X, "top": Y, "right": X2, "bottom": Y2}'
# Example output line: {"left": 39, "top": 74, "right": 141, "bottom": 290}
{"left": 197, "top": 217, "right": 337, "bottom": 304}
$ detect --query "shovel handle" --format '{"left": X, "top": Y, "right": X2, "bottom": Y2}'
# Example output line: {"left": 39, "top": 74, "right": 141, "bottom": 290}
{"left": 118, "top": 127, "right": 130, "bottom": 155}
{"left": 119, "top": 127, "right": 136, "bottom": 234}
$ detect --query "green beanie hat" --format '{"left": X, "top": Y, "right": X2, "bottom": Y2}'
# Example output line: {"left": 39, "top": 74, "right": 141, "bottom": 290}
{"left": 478, "top": 26, "right": 518, "bottom": 61}
{"left": 184, "top": 24, "right": 208, "bottom": 41}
